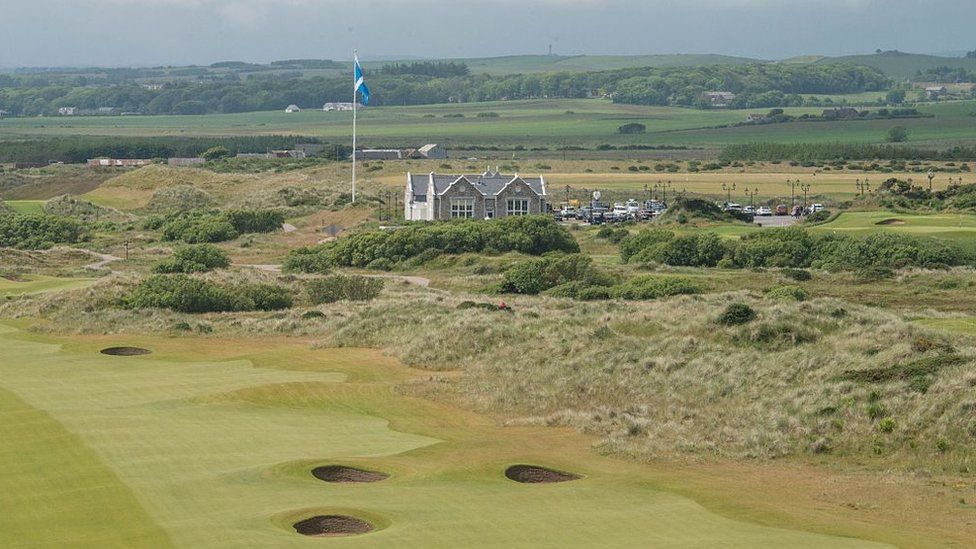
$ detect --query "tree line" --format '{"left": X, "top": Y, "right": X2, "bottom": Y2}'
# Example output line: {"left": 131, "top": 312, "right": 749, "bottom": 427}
{"left": 0, "top": 62, "right": 890, "bottom": 116}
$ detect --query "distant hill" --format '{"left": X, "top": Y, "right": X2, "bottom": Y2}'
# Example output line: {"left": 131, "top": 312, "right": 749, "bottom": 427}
{"left": 381, "top": 54, "right": 763, "bottom": 75}
{"left": 810, "top": 51, "right": 976, "bottom": 80}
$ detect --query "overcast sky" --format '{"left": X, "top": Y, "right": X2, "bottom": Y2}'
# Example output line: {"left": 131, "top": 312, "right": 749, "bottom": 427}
{"left": 1, "top": 0, "right": 972, "bottom": 67}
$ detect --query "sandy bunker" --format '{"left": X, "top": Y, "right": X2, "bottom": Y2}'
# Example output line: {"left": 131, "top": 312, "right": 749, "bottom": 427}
{"left": 100, "top": 346, "right": 152, "bottom": 356}
{"left": 875, "top": 218, "right": 907, "bottom": 225}
{"left": 293, "top": 515, "right": 374, "bottom": 536}
{"left": 505, "top": 464, "right": 580, "bottom": 484}
{"left": 312, "top": 465, "right": 389, "bottom": 483}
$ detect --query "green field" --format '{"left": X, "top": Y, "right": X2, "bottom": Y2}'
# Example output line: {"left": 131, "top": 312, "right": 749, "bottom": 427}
{"left": 3, "top": 98, "right": 973, "bottom": 148}
{"left": 0, "top": 321, "right": 894, "bottom": 548}
{"left": 4, "top": 200, "right": 45, "bottom": 214}
{"left": 813, "top": 211, "right": 976, "bottom": 241}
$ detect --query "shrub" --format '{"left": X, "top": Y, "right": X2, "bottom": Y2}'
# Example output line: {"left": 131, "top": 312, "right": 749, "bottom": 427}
{"left": 152, "top": 244, "right": 231, "bottom": 273}
{"left": 501, "top": 254, "right": 614, "bottom": 295}
{"left": 161, "top": 214, "right": 238, "bottom": 243}
{"left": 123, "top": 275, "right": 292, "bottom": 313}
{"left": 765, "top": 285, "right": 809, "bottom": 301}
{"left": 878, "top": 417, "right": 896, "bottom": 433}
{"left": 305, "top": 275, "right": 384, "bottom": 304}
{"left": 718, "top": 303, "right": 757, "bottom": 326}
{"left": 618, "top": 123, "right": 646, "bottom": 134}
{"left": 223, "top": 209, "right": 284, "bottom": 234}
{"left": 781, "top": 268, "right": 812, "bottom": 281}
{"left": 0, "top": 214, "right": 85, "bottom": 249}
{"left": 285, "top": 216, "right": 578, "bottom": 271}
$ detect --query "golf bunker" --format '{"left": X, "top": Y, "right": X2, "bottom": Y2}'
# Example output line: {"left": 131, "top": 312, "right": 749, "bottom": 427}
{"left": 100, "top": 346, "right": 152, "bottom": 356}
{"left": 505, "top": 464, "right": 580, "bottom": 484}
{"left": 875, "top": 218, "right": 907, "bottom": 225}
{"left": 292, "top": 515, "right": 374, "bottom": 536}
{"left": 312, "top": 465, "right": 389, "bottom": 483}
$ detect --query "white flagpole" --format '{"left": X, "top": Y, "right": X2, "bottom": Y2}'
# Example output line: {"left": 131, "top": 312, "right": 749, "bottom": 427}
{"left": 352, "top": 51, "right": 358, "bottom": 204}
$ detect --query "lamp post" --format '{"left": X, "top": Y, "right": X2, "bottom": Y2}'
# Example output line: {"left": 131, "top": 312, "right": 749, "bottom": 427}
{"left": 856, "top": 178, "right": 871, "bottom": 195}
{"left": 564, "top": 184, "right": 571, "bottom": 205}
{"left": 927, "top": 169, "right": 935, "bottom": 192}
{"left": 653, "top": 180, "right": 662, "bottom": 201}
{"left": 662, "top": 180, "right": 673, "bottom": 204}
{"left": 721, "top": 182, "right": 736, "bottom": 204}
{"left": 744, "top": 187, "right": 759, "bottom": 207}
{"left": 643, "top": 183, "right": 649, "bottom": 202}
{"left": 800, "top": 182, "right": 811, "bottom": 209}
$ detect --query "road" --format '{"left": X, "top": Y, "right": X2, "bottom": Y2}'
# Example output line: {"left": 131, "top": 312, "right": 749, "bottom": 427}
{"left": 753, "top": 215, "right": 798, "bottom": 228}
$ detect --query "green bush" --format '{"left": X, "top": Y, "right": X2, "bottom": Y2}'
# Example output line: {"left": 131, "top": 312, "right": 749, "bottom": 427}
{"left": 718, "top": 303, "right": 757, "bottom": 326}
{"left": 611, "top": 276, "right": 700, "bottom": 300}
{"left": 781, "top": 268, "right": 812, "bottom": 281}
{"left": 0, "top": 213, "right": 85, "bottom": 249}
{"left": 305, "top": 275, "right": 384, "bottom": 304}
{"left": 500, "top": 254, "right": 613, "bottom": 295}
{"left": 123, "top": 275, "right": 292, "bottom": 313}
{"left": 285, "top": 216, "right": 579, "bottom": 272}
{"left": 158, "top": 209, "right": 283, "bottom": 243}
{"left": 152, "top": 244, "right": 231, "bottom": 273}
{"left": 765, "top": 285, "right": 810, "bottom": 301}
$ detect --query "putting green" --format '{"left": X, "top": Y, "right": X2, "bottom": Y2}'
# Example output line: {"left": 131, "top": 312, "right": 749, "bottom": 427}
{"left": 0, "top": 324, "right": 891, "bottom": 548}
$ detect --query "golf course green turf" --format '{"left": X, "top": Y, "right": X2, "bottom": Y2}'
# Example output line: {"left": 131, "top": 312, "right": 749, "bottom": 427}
{"left": 0, "top": 322, "right": 893, "bottom": 548}
{"left": 0, "top": 275, "right": 98, "bottom": 297}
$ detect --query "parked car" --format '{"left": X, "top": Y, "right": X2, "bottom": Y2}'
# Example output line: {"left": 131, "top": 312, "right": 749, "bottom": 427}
{"left": 810, "top": 203, "right": 825, "bottom": 213}
{"left": 612, "top": 203, "right": 631, "bottom": 220}
{"left": 561, "top": 206, "right": 577, "bottom": 220}
{"left": 775, "top": 204, "right": 789, "bottom": 216}
{"left": 625, "top": 199, "right": 640, "bottom": 216}
{"left": 756, "top": 206, "right": 772, "bottom": 216}
{"left": 724, "top": 202, "right": 743, "bottom": 212}
{"left": 743, "top": 205, "right": 756, "bottom": 215}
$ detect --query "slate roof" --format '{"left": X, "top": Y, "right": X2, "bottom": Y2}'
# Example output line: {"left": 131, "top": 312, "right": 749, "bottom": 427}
{"left": 408, "top": 172, "right": 545, "bottom": 198}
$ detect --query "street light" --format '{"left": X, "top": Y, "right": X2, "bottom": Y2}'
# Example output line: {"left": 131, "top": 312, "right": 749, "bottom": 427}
{"left": 744, "top": 187, "right": 759, "bottom": 207}
{"left": 800, "top": 182, "right": 812, "bottom": 208}
{"left": 787, "top": 179, "right": 799, "bottom": 206}
{"left": 662, "top": 180, "right": 673, "bottom": 204}
{"left": 927, "top": 169, "right": 935, "bottom": 192}
{"left": 721, "top": 182, "right": 736, "bottom": 204}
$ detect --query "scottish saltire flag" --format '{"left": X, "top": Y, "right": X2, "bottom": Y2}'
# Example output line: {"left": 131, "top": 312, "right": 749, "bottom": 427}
{"left": 354, "top": 55, "right": 370, "bottom": 106}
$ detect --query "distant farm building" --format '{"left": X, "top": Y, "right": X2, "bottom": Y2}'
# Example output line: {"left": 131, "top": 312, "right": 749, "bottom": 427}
{"left": 405, "top": 170, "right": 548, "bottom": 221}
{"left": 87, "top": 158, "right": 154, "bottom": 168}
{"left": 294, "top": 143, "right": 327, "bottom": 156}
{"left": 0, "top": 110, "right": 9, "bottom": 119}
{"left": 323, "top": 102, "right": 355, "bottom": 112}
{"left": 167, "top": 157, "right": 205, "bottom": 167}
{"left": 706, "top": 91, "right": 736, "bottom": 107}
{"left": 285, "top": 104, "right": 301, "bottom": 113}
{"left": 58, "top": 107, "right": 77, "bottom": 116}
{"left": 359, "top": 149, "right": 403, "bottom": 160}
{"left": 747, "top": 113, "right": 767, "bottom": 122}
{"left": 925, "top": 86, "right": 947, "bottom": 99}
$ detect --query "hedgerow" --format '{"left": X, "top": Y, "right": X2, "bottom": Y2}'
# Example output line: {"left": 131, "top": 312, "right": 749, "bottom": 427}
{"left": 285, "top": 216, "right": 579, "bottom": 272}
{"left": 146, "top": 209, "right": 284, "bottom": 243}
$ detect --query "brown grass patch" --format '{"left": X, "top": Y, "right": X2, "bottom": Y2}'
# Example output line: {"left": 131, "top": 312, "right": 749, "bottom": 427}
{"left": 100, "top": 346, "right": 152, "bottom": 356}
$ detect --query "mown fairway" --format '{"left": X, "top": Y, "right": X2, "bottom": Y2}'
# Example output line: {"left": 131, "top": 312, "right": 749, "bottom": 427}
{"left": 3, "top": 98, "right": 974, "bottom": 148}
{"left": 0, "top": 321, "right": 894, "bottom": 548}
{"left": 813, "top": 211, "right": 976, "bottom": 241}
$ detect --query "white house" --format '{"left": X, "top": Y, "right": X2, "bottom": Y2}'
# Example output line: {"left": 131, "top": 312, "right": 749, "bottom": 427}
{"left": 285, "top": 104, "right": 301, "bottom": 113}
{"left": 58, "top": 107, "right": 77, "bottom": 116}
{"left": 706, "top": 91, "right": 736, "bottom": 107}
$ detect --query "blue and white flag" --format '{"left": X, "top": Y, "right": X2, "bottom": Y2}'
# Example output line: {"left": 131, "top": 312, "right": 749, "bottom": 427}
{"left": 354, "top": 55, "right": 370, "bottom": 106}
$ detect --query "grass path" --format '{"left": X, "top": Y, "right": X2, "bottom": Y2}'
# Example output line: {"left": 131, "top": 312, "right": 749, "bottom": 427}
{"left": 0, "top": 324, "right": 894, "bottom": 548}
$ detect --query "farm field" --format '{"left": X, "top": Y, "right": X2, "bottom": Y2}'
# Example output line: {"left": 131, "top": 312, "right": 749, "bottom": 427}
{"left": 0, "top": 322, "right": 903, "bottom": 548}
{"left": 2, "top": 98, "right": 974, "bottom": 149}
